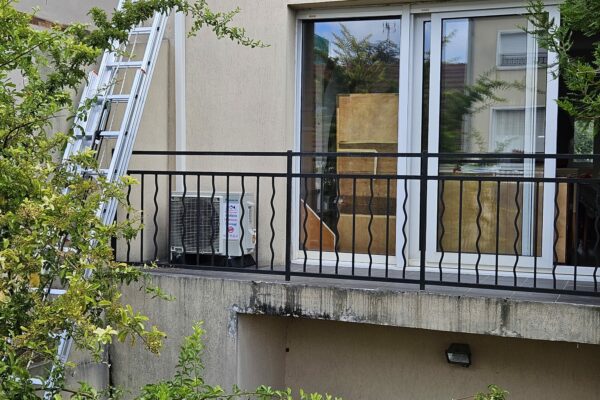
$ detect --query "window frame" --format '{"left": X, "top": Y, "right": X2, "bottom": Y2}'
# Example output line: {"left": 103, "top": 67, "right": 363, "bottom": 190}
{"left": 293, "top": 7, "right": 410, "bottom": 267}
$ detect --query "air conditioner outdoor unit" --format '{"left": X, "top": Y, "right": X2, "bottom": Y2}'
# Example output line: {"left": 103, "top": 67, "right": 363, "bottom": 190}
{"left": 169, "top": 192, "right": 256, "bottom": 265}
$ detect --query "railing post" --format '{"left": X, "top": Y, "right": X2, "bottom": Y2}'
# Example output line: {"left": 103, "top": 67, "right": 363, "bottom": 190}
{"left": 419, "top": 151, "right": 428, "bottom": 290}
{"left": 285, "top": 150, "right": 293, "bottom": 281}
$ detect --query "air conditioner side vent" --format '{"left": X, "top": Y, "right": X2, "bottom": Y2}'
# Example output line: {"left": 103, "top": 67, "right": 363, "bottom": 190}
{"left": 170, "top": 195, "right": 221, "bottom": 254}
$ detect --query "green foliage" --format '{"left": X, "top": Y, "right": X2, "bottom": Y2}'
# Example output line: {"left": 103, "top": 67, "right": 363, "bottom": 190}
{"left": 330, "top": 23, "right": 399, "bottom": 93}
{"left": 453, "top": 385, "right": 509, "bottom": 400}
{"left": 528, "top": 0, "right": 600, "bottom": 123}
{"left": 473, "top": 385, "right": 509, "bottom": 400}
{"left": 136, "top": 322, "right": 342, "bottom": 400}
{"left": 0, "top": 0, "right": 262, "bottom": 398}
{"left": 574, "top": 120, "right": 594, "bottom": 155}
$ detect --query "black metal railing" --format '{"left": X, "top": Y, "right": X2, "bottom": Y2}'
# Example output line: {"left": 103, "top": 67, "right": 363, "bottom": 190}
{"left": 499, "top": 52, "right": 548, "bottom": 67}
{"left": 114, "top": 151, "right": 600, "bottom": 297}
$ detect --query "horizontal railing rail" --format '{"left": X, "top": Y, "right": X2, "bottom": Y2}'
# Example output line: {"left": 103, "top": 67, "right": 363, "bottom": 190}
{"left": 112, "top": 150, "right": 600, "bottom": 297}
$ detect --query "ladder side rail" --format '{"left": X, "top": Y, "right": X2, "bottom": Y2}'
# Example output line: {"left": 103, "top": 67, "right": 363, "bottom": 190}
{"left": 63, "top": 71, "right": 100, "bottom": 163}
{"left": 102, "top": 12, "right": 169, "bottom": 226}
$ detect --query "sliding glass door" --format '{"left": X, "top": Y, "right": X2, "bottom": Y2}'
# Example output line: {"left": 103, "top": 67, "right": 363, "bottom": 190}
{"left": 425, "top": 8, "right": 559, "bottom": 269}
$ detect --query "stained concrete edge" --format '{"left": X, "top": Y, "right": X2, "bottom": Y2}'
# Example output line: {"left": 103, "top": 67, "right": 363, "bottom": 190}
{"left": 146, "top": 270, "right": 600, "bottom": 345}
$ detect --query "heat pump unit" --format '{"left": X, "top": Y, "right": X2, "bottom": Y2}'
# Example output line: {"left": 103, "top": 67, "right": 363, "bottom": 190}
{"left": 169, "top": 192, "right": 255, "bottom": 263}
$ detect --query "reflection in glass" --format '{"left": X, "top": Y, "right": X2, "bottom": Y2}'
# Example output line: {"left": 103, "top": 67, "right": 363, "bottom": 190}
{"left": 439, "top": 16, "right": 547, "bottom": 165}
{"left": 301, "top": 18, "right": 401, "bottom": 256}
{"left": 437, "top": 16, "right": 547, "bottom": 257}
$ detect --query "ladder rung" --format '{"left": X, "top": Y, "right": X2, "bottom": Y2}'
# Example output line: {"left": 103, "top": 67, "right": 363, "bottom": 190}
{"left": 106, "top": 60, "right": 144, "bottom": 69}
{"left": 130, "top": 26, "right": 154, "bottom": 35}
{"left": 82, "top": 168, "right": 109, "bottom": 177}
{"left": 100, "top": 131, "right": 122, "bottom": 138}
{"left": 74, "top": 129, "right": 95, "bottom": 137}
{"left": 102, "top": 94, "right": 130, "bottom": 103}
{"left": 48, "top": 288, "right": 66, "bottom": 295}
{"left": 60, "top": 245, "right": 77, "bottom": 253}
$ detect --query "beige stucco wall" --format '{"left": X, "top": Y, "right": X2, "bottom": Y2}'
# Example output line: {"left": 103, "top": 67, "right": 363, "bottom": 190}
{"left": 15, "top": 0, "right": 117, "bottom": 24}
{"left": 13, "top": 0, "right": 176, "bottom": 167}
{"left": 240, "top": 315, "right": 600, "bottom": 400}
{"left": 174, "top": 0, "right": 298, "bottom": 266}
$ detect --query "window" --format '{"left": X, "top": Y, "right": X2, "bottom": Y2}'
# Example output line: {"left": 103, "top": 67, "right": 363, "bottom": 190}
{"left": 491, "top": 108, "right": 546, "bottom": 153}
{"left": 439, "top": 16, "right": 547, "bottom": 161}
{"left": 497, "top": 31, "right": 547, "bottom": 67}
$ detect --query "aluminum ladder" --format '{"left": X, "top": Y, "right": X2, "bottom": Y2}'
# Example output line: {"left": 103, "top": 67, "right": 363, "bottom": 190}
{"left": 32, "top": 0, "right": 170, "bottom": 394}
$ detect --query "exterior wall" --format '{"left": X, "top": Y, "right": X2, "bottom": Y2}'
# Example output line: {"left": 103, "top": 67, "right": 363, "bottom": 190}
{"left": 180, "top": 0, "right": 298, "bottom": 265}
{"left": 174, "top": 0, "right": 548, "bottom": 265}
{"left": 110, "top": 272, "right": 600, "bottom": 398}
{"left": 241, "top": 315, "right": 600, "bottom": 400}
{"left": 15, "top": 0, "right": 553, "bottom": 266}
{"left": 15, "top": 0, "right": 116, "bottom": 24}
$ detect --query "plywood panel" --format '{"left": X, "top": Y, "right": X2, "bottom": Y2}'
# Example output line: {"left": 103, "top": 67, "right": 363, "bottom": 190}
{"left": 440, "top": 181, "right": 519, "bottom": 255}
{"left": 439, "top": 180, "right": 565, "bottom": 260}
{"left": 336, "top": 93, "right": 399, "bottom": 145}
{"left": 335, "top": 93, "right": 399, "bottom": 218}
{"left": 337, "top": 214, "right": 396, "bottom": 255}
{"left": 555, "top": 183, "right": 568, "bottom": 263}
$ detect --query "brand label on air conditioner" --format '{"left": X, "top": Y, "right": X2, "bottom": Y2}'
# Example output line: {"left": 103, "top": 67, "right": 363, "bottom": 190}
{"left": 224, "top": 202, "right": 240, "bottom": 240}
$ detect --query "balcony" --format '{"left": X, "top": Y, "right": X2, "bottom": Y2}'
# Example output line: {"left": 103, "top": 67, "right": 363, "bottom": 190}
{"left": 114, "top": 151, "right": 600, "bottom": 303}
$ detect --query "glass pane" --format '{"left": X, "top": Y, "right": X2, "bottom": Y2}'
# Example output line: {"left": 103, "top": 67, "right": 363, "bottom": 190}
{"left": 437, "top": 15, "right": 547, "bottom": 256}
{"left": 300, "top": 18, "right": 401, "bottom": 256}
{"left": 422, "top": 21, "right": 431, "bottom": 150}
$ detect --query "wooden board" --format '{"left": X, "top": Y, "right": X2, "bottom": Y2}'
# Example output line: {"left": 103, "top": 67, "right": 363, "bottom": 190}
{"left": 299, "top": 200, "right": 335, "bottom": 252}
{"left": 336, "top": 93, "right": 399, "bottom": 145}
{"left": 335, "top": 93, "right": 400, "bottom": 218}
{"left": 337, "top": 214, "right": 396, "bottom": 256}
{"left": 438, "top": 180, "right": 566, "bottom": 261}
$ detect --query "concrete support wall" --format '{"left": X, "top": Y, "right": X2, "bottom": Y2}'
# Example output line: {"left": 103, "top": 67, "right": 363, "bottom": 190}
{"left": 110, "top": 272, "right": 600, "bottom": 398}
